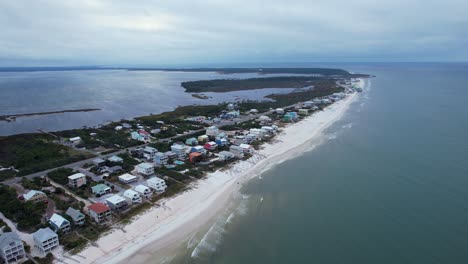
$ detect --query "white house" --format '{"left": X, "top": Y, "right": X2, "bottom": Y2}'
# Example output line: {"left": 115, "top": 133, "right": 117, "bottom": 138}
{"left": 23, "top": 190, "right": 47, "bottom": 203}
{"left": 239, "top": 144, "right": 254, "bottom": 154}
{"left": 134, "top": 184, "right": 152, "bottom": 199}
{"left": 105, "top": 195, "right": 128, "bottom": 211}
{"left": 153, "top": 152, "right": 168, "bottom": 167}
{"left": 170, "top": 144, "right": 187, "bottom": 160}
{"left": 229, "top": 145, "right": 244, "bottom": 158}
{"left": 218, "top": 151, "right": 235, "bottom": 161}
{"left": 118, "top": 173, "right": 138, "bottom": 184}
{"left": 68, "top": 173, "right": 87, "bottom": 188}
{"left": 33, "top": 228, "right": 59, "bottom": 255}
{"left": 108, "top": 155, "right": 123, "bottom": 163}
{"left": 142, "top": 146, "right": 158, "bottom": 160}
{"left": 69, "top": 137, "right": 82, "bottom": 145}
{"left": 0, "top": 232, "right": 25, "bottom": 264}
{"left": 49, "top": 213, "right": 71, "bottom": 234}
{"left": 123, "top": 189, "right": 142, "bottom": 204}
{"left": 206, "top": 126, "right": 220, "bottom": 137}
{"left": 147, "top": 177, "right": 167, "bottom": 193}
{"left": 275, "top": 108, "right": 285, "bottom": 115}
{"left": 135, "top": 163, "right": 154, "bottom": 176}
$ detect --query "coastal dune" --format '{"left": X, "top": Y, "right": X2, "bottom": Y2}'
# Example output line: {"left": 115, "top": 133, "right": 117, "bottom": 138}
{"left": 60, "top": 81, "right": 364, "bottom": 264}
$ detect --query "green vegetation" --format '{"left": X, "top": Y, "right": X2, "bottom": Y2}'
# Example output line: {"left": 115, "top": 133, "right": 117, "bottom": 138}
{"left": 0, "top": 185, "right": 46, "bottom": 231}
{"left": 0, "top": 169, "right": 17, "bottom": 181}
{"left": 0, "top": 134, "right": 93, "bottom": 176}
{"left": 47, "top": 168, "right": 74, "bottom": 185}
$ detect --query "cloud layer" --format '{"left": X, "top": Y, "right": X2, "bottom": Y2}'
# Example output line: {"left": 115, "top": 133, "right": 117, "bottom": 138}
{"left": 1, "top": 0, "right": 467, "bottom": 66}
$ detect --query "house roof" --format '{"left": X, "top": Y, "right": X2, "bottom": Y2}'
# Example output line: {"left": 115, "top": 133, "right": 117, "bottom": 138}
{"left": 147, "top": 177, "right": 165, "bottom": 184}
{"left": 219, "top": 151, "right": 235, "bottom": 156}
{"left": 134, "top": 185, "right": 150, "bottom": 193}
{"left": 91, "top": 184, "right": 110, "bottom": 193}
{"left": 33, "top": 228, "right": 57, "bottom": 243}
{"left": 118, "top": 173, "right": 137, "bottom": 181}
{"left": 240, "top": 144, "right": 252, "bottom": 149}
{"left": 106, "top": 195, "right": 126, "bottom": 205}
{"left": 66, "top": 207, "right": 84, "bottom": 221}
{"left": 24, "top": 190, "right": 45, "bottom": 201}
{"left": 136, "top": 163, "right": 153, "bottom": 170}
{"left": 189, "top": 152, "right": 202, "bottom": 157}
{"left": 123, "top": 189, "right": 139, "bottom": 198}
{"left": 108, "top": 156, "right": 123, "bottom": 162}
{"left": 69, "top": 137, "right": 81, "bottom": 141}
{"left": 0, "top": 232, "right": 21, "bottom": 249}
{"left": 49, "top": 213, "right": 69, "bottom": 228}
{"left": 68, "top": 173, "right": 86, "bottom": 180}
{"left": 93, "top": 158, "right": 105, "bottom": 163}
{"left": 88, "top": 203, "right": 110, "bottom": 213}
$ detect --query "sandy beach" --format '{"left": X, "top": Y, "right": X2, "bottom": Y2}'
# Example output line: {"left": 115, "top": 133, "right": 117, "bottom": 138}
{"left": 59, "top": 81, "right": 363, "bottom": 264}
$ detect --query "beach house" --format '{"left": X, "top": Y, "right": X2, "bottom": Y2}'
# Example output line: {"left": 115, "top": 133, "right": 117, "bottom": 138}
{"left": 69, "top": 136, "right": 82, "bottom": 145}
{"left": 118, "top": 173, "right": 138, "bottom": 184}
{"left": 68, "top": 173, "right": 87, "bottom": 188}
{"left": 0, "top": 232, "right": 25, "bottom": 264}
{"left": 32, "top": 228, "right": 59, "bottom": 254}
{"left": 206, "top": 126, "right": 220, "bottom": 137}
{"left": 153, "top": 152, "right": 168, "bottom": 167}
{"left": 189, "top": 152, "right": 203, "bottom": 163}
{"left": 185, "top": 137, "right": 198, "bottom": 146}
{"left": 49, "top": 213, "right": 71, "bottom": 234}
{"left": 215, "top": 138, "right": 229, "bottom": 147}
{"left": 229, "top": 145, "right": 244, "bottom": 158}
{"left": 23, "top": 190, "right": 47, "bottom": 203}
{"left": 92, "top": 158, "right": 106, "bottom": 166}
{"left": 298, "top": 109, "right": 309, "bottom": 116}
{"left": 134, "top": 184, "right": 152, "bottom": 199}
{"left": 239, "top": 144, "right": 254, "bottom": 154}
{"left": 65, "top": 207, "right": 85, "bottom": 226}
{"left": 88, "top": 203, "right": 112, "bottom": 224}
{"left": 197, "top": 135, "right": 209, "bottom": 143}
{"left": 105, "top": 195, "right": 128, "bottom": 212}
{"left": 218, "top": 151, "right": 235, "bottom": 161}
{"left": 275, "top": 108, "right": 285, "bottom": 115}
{"left": 147, "top": 177, "right": 167, "bottom": 193}
{"left": 204, "top": 141, "right": 218, "bottom": 151}
{"left": 171, "top": 143, "right": 187, "bottom": 160}
{"left": 190, "top": 145, "right": 206, "bottom": 154}
{"left": 142, "top": 146, "right": 158, "bottom": 160}
{"left": 123, "top": 189, "right": 142, "bottom": 204}
{"left": 108, "top": 155, "right": 123, "bottom": 163}
{"left": 91, "top": 184, "right": 111, "bottom": 196}
{"left": 135, "top": 163, "right": 154, "bottom": 177}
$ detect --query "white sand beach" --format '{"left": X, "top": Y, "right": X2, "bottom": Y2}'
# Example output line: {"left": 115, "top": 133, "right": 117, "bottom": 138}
{"left": 59, "top": 82, "right": 363, "bottom": 264}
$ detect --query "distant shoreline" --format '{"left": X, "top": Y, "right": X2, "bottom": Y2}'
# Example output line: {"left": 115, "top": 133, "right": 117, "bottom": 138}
{"left": 0, "top": 109, "right": 101, "bottom": 122}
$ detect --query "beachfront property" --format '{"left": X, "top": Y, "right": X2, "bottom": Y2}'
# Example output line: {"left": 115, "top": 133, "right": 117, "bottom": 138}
{"left": 93, "top": 158, "right": 106, "bottom": 166}
{"left": 153, "top": 152, "right": 168, "bottom": 167}
{"left": 239, "top": 144, "right": 254, "bottom": 154}
{"left": 298, "top": 109, "right": 309, "bottom": 116}
{"left": 135, "top": 163, "right": 154, "bottom": 177}
{"left": 49, "top": 213, "right": 71, "bottom": 233}
{"left": 66, "top": 207, "right": 85, "bottom": 226}
{"left": 0, "top": 232, "right": 25, "bottom": 264}
{"left": 134, "top": 184, "right": 152, "bottom": 199}
{"left": 261, "top": 126, "right": 277, "bottom": 134}
{"left": 206, "top": 126, "right": 220, "bottom": 137}
{"left": 275, "top": 108, "right": 285, "bottom": 115}
{"left": 191, "top": 145, "right": 206, "bottom": 154}
{"left": 118, "top": 173, "right": 138, "bottom": 184}
{"left": 68, "top": 172, "right": 87, "bottom": 188}
{"left": 142, "top": 146, "right": 158, "bottom": 160}
{"left": 23, "top": 190, "right": 47, "bottom": 203}
{"left": 114, "top": 125, "right": 123, "bottom": 131}
{"left": 189, "top": 152, "right": 203, "bottom": 163}
{"left": 258, "top": 115, "right": 272, "bottom": 125}
{"left": 215, "top": 138, "right": 229, "bottom": 146}
{"left": 32, "top": 227, "right": 59, "bottom": 255}
{"left": 197, "top": 134, "right": 209, "bottom": 143}
{"left": 250, "top": 128, "right": 267, "bottom": 138}
{"left": 164, "top": 151, "right": 177, "bottom": 160}
{"left": 105, "top": 195, "right": 128, "bottom": 211}
{"left": 185, "top": 137, "right": 198, "bottom": 146}
{"left": 171, "top": 143, "right": 187, "bottom": 160}
{"left": 108, "top": 155, "right": 123, "bottom": 163}
{"left": 147, "top": 177, "right": 167, "bottom": 193}
{"left": 91, "top": 184, "right": 111, "bottom": 196}
{"left": 204, "top": 141, "right": 218, "bottom": 150}
{"left": 229, "top": 145, "right": 244, "bottom": 158}
{"left": 88, "top": 203, "right": 112, "bottom": 224}
{"left": 218, "top": 151, "right": 235, "bottom": 161}
{"left": 123, "top": 189, "right": 142, "bottom": 204}
{"left": 69, "top": 136, "right": 82, "bottom": 145}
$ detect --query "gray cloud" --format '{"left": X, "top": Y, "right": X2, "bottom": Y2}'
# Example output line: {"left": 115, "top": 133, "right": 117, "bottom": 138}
{"left": 0, "top": 0, "right": 467, "bottom": 66}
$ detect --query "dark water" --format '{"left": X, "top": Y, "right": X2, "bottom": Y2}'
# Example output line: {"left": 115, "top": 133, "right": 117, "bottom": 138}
{"left": 172, "top": 63, "right": 468, "bottom": 264}
{"left": 0, "top": 70, "right": 300, "bottom": 135}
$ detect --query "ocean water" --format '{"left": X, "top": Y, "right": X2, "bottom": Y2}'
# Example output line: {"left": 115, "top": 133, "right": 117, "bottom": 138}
{"left": 164, "top": 63, "right": 468, "bottom": 264}
{"left": 0, "top": 70, "right": 303, "bottom": 135}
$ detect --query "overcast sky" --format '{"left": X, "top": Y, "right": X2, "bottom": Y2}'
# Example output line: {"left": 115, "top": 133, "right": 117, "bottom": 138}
{"left": 1, "top": 0, "right": 467, "bottom": 66}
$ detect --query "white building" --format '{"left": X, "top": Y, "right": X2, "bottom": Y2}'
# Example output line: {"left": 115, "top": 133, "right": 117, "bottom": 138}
{"left": 218, "top": 151, "right": 235, "bottom": 161}
{"left": 123, "top": 189, "right": 142, "bottom": 204}
{"left": 69, "top": 136, "right": 82, "bottom": 145}
{"left": 105, "top": 195, "right": 128, "bottom": 211}
{"left": 23, "top": 190, "right": 47, "bottom": 203}
{"left": 0, "top": 232, "right": 25, "bottom": 264}
{"left": 49, "top": 213, "right": 71, "bottom": 233}
{"left": 275, "top": 108, "right": 285, "bottom": 115}
{"left": 68, "top": 173, "right": 87, "bottom": 188}
{"left": 134, "top": 184, "right": 153, "bottom": 199}
{"left": 33, "top": 228, "right": 59, "bottom": 255}
{"left": 87, "top": 203, "right": 112, "bottom": 224}
{"left": 147, "top": 177, "right": 167, "bottom": 193}
{"left": 229, "top": 145, "right": 244, "bottom": 158}
{"left": 108, "top": 155, "right": 123, "bottom": 163}
{"left": 153, "top": 152, "right": 168, "bottom": 167}
{"left": 239, "top": 144, "right": 254, "bottom": 154}
{"left": 118, "top": 173, "right": 138, "bottom": 184}
{"left": 65, "top": 207, "right": 85, "bottom": 226}
{"left": 135, "top": 163, "right": 154, "bottom": 176}
{"left": 206, "top": 126, "right": 220, "bottom": 137}
{"left": 143, "top": 146, "right": 158, "bottom": 160}
{"left": 171, "top": 144, "right": 187, "bottom": 160}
